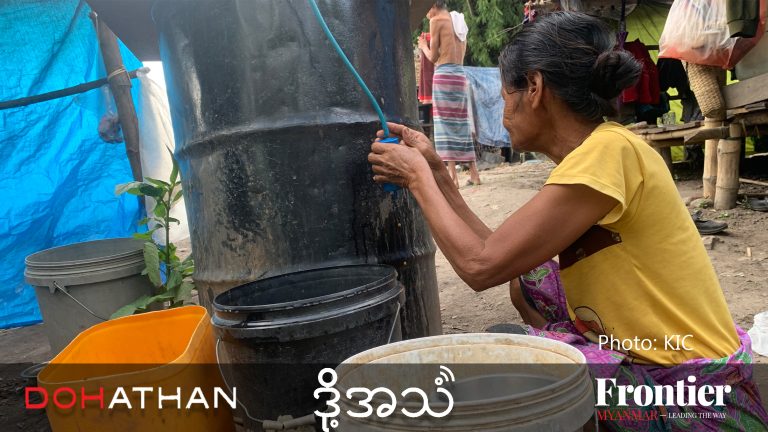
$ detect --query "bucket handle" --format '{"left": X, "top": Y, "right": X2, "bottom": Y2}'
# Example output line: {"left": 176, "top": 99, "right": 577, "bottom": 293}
{"left": 387, "top": 301, "right": 401, "bottom": 344}
{"left": 212, "top": 301, "right": 402, "bottom": 430}
{"left": 51, "top": 281, "right": 108, "bottom": 322}
{"left": 20, "top": 362, "right": 49, "bottom": 380}
{"left": 214, "top": 338, "right": 317, "bottom": 430}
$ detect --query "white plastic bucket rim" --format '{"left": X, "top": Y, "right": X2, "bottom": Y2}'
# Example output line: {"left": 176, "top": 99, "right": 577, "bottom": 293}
{"left": 333, "top": 333, "right": 595, "bottom": 431}
{"left": 336, "top": 333, "right": 590, "bottom": 407}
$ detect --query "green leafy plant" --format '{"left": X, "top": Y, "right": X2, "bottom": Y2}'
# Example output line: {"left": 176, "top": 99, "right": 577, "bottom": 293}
{"left": 111, "top": 152, "right": 194, "bottom": 319}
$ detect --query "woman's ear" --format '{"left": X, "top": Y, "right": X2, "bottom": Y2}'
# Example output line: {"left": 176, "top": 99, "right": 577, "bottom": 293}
{"left": 526, "top": 71, "right": 545, "bottom": 110}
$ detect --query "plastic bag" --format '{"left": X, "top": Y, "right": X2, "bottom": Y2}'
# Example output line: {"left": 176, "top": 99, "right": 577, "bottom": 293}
{"left": 659, "top": 0, "right": 765, "bottom": 69}
{"left": 98, "top": 113, "right": 122, "bottom": 143}
{"left": 135, "top": 70, "right": 190, "bottom": 244}
{"left": 748, "top": 311, "right": 768, "bottom": 357}
{"left": 74, "top": 84, "right": 123, "bottom": 143}
{"left": 97, "top": 86, "right": 123, "bottom": 143}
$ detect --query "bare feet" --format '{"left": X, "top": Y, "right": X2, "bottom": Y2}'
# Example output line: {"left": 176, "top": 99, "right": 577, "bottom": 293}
{"left": 447, "top": 161, "right": 460, "bottom": 188}
{"left": 468, "top": 161, "right": 482, "bottom": 186}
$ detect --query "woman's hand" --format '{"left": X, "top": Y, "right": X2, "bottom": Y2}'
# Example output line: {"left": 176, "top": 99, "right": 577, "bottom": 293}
{"left": 376, "top": 123, "right": 443, "bottom": 172}
{"left": 368, "top": 135, "right": 431, "bottom": 189}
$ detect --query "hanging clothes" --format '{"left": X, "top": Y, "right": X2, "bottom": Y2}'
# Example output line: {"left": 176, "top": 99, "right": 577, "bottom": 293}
{"left": 635, "top": 92, "right": 670, "bottom": 125}
{"left": 418, "top": 32, "right": 434, "bottom": 104}
{"left": 657, "top": 58, "right": 703, "bottom": 123}
{"left": 621, "top": 40, "right": 660, "bottom": 105}
{"left": 728, "top": 0, "right": 761, "bottom": 38}
{"left": 657, "top": 58, "right": 689, "bottom": 95}
{"left": 464, "top": 67, "right": 510, "bottom": 148}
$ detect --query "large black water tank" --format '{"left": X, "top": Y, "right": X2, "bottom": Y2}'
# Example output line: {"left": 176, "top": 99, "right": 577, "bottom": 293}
{"left": 153, "top": 0, "right": 442, "bottom": 338}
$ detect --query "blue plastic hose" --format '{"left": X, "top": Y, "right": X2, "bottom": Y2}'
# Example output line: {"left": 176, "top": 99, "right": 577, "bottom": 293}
{"left": 307, "top": 0, "right": 391, "bottom": 137}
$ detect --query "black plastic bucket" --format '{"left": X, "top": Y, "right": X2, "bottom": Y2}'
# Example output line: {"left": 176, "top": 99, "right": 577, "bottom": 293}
{"left": 212, "top": 264, "right": 404, "bottom": 431}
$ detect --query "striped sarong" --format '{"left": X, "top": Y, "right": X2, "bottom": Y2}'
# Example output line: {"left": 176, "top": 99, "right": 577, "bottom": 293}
{"left": 432, "top": 64, "right": 475, "bottom": 162}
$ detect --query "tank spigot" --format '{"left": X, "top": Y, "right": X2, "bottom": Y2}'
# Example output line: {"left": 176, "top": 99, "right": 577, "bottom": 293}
{"left": 380, "top": 137, "right": 401, "bottom": 193}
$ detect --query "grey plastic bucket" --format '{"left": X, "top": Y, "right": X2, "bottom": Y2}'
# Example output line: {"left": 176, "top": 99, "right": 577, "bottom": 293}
{"left": 24, "top": 238, "right": 155, "bottom": 354}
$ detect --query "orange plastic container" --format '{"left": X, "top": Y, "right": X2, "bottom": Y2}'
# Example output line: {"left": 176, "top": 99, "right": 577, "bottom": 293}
{"left": 37, "top": 306, "right": 235, "bottom": 432}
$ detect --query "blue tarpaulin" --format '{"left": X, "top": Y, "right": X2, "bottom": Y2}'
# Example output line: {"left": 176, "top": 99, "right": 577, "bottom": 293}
{"left": 465, "top": 67, "right": 510, "bottom": 148}
{"left": 0, "top": 0, "right": 142, "bottom": 328}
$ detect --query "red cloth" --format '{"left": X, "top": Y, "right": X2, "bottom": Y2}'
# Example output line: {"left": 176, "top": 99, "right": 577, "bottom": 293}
{"left": 621, "top": 40, "right": 660, "bottom": 105}
{"left": 418, "top": 33, "right": 434, "bottom": 103}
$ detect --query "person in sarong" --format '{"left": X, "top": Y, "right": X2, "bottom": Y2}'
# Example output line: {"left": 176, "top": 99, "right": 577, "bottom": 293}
{"left": 369, "top": 11, "right": 768, "bottom": 431}
{"left": 418, "top": 0, "right": 481, "bottom": 187}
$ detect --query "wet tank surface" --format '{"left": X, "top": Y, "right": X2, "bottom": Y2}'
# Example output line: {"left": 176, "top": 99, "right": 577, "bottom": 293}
{"left": 153, "top": 0, "right": 442, "bottom": 338}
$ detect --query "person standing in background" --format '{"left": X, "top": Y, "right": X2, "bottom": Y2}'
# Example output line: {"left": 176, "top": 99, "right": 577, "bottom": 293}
{"left": 418, "top": 0, "right": 481, "bottom": 187}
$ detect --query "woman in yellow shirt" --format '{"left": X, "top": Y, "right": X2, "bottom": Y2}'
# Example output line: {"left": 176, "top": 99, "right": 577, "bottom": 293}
{"left": 368, "top": 11, "right": 767, "bottom": 431}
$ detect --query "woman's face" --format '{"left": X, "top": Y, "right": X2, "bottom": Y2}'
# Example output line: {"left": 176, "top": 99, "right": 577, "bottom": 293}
{"left": 502, "top": 86, "right": 537, "bottom": 152}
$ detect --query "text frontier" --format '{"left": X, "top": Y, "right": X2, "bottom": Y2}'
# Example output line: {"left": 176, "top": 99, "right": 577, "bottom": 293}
{"left": 596, "top": 376, "right": 732, "bottom": 407}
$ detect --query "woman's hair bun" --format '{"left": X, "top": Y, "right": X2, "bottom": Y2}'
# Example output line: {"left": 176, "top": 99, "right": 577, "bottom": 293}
{"left": 499, "top": 12, "right": 645, "bottom": 120}
{"left": 589, "top": 50, "right": 642, "bottom": 101}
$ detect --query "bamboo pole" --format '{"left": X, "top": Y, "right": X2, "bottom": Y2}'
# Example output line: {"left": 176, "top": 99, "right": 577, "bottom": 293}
{"left": 714, "top": 123, "right": 743, "bottom": 209}
{"left": 702, "top": 118, "right": 723, "bottom": 199}
{"left": 0, "top": 69, "right": 142, "bottom": 111}
{"left": 740, "top": 178, "right": 768, "bottom": 187}
{"left": 90, "top": 12, "right": 143, "bottom": 182}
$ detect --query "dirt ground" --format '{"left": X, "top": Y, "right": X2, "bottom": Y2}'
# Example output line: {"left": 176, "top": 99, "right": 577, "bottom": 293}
{"left": 0, "top": 364, "right": 48, "bottom": 431}
{"left": 437, "top": 161, "right": 768, "bottom": 365}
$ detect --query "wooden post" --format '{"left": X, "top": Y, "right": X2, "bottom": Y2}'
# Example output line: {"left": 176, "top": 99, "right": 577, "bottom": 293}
{"left": 658, "top": 147, "right": 673, "bottom": 173}
{"left": 702, "top": 118, "right": 723, "bottom": 199}
{"left": 714, "top": 123, "right": 742, "bottom": 210}
{"left": 90, "top": 12, "right": 143, "bottom": 181}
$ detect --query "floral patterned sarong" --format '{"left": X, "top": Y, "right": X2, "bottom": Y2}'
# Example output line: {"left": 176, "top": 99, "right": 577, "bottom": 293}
{"left": 519, "top": 260, "right": 768, "bottom": 431}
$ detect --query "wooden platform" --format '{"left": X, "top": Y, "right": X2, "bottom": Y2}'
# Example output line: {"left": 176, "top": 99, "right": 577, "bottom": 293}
{"left": 630, "top": 72, "right": 768, "bottom": 209}
{"left": 633, "top": 121, "right": 704, "bottom": 148}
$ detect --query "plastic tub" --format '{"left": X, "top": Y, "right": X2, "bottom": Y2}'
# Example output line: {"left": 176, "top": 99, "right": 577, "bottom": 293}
{"left": 25, "top": 238, "right": 155, "bottom": 354}
{"left": 212, "top": 264, "right": 404, "bottom": 431}
{"left": 334, "top": 333, "right": 595, "bottom": 431}
{"left": 37, "top": 306, "right": 235, "bottom": 432}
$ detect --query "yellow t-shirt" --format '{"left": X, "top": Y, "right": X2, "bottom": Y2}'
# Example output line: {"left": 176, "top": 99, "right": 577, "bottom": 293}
{"left": 545, "top": 122, "right": 739, "bottom": 364}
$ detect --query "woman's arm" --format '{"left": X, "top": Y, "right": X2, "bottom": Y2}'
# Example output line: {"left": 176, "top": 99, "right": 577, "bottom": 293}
{"left": 369, "top": 133, "right": 618, "bottom": 291}
{"left": 432, "top": 166, "right": 493, "bottom": 239}
{"left": 411, "top": 179, "right": 617, "bottom": 290}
